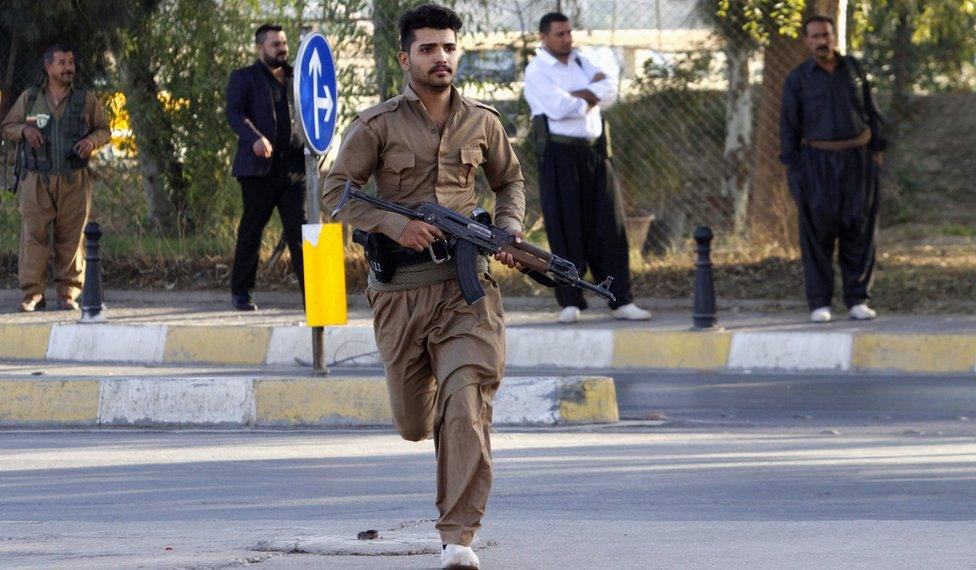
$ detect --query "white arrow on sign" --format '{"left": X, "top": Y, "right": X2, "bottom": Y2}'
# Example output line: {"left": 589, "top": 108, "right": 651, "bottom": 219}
{"left": 308, "top": 47, "right": 334, "bottom": 139}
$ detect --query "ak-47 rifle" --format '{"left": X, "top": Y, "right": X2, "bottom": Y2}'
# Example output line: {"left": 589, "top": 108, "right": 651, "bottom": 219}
{"left": 1, "top": 139, "right": 26, "bottom": 194}
{"left": 332, "top": 181, "right": 615, "bottom": 305}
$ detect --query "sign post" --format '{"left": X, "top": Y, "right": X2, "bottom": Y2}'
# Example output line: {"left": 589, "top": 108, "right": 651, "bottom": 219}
{"left": 294, "top": 32, "right": 344, "bottom": 374}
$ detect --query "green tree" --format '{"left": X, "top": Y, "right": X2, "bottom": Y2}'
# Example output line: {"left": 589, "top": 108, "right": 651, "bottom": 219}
{"left": 703, "top": 0, "right": 805, "bottom": 236}
{"left": 0, "top": 0, "right": 132, "bottom": 116}
{"left": 849, "top": 0, "right": 976, "bottom": 120}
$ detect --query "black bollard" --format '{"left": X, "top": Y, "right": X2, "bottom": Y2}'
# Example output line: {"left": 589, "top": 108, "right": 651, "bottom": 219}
{"left": 79, "top": 221, "right": 106, "bottom": 323}
{"left": 692, "top": 226, "right": 718, "bottom": 330}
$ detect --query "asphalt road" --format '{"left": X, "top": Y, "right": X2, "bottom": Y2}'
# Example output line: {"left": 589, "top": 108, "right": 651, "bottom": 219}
{"left": 605, "top": 369, "right": 976, "bottom": 427}
{"left": 2, "top": 370, "right": 975, "bottom": 569}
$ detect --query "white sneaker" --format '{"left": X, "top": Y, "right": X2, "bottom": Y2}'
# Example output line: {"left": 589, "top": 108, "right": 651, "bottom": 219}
{"left": 849, "top": 303, "right": 877, "bottom": 320}
{"left": 810, "top": 306, "right": 832, "bottom": 322}
{"left": 611, "top": 303, "right": 652, "bottom": 321}
{"left": 558, "top": 306, "right": 581, "bottom": 324}
{"left": 441, "top": 544, "right": 480, "bottom": 569}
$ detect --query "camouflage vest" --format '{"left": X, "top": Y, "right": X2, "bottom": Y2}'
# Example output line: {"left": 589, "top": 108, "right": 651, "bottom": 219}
{"left": 23, "top": 85, "right": 90, "bottom": 173}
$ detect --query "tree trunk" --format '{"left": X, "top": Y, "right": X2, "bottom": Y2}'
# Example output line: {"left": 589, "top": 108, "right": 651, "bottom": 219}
{"left": 722, "top": 40, "right": 753, "bottom": 235}
{"left": 890, "top": 0, "right": 914, "bottom": 121}
{"left": 2, "top": 34, "right": 19, "bottom": 118}
{"left": 372, "top": 0, "right": 401, "bottom": 101}
{"left": 118, "top": 50, "right": 183, "bottom": 232}
{"left": 748, "top": 0, "right": 844, "bottom": 243}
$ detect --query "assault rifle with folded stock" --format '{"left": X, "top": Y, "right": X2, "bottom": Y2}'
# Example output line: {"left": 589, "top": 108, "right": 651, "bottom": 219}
{"left": 332, "top": 181, "right": 615, "bottom": 305}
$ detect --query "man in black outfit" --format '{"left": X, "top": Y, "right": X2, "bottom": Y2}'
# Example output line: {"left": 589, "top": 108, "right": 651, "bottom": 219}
{"left": 780, "top": 15, "right": 886, "bottom": 323}
{"left": 225, "top": 24, "right": 306, "bottom": 311}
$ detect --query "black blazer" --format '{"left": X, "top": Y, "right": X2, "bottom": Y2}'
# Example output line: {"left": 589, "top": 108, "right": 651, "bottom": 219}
{"left": 225, "top": 61, "right": 303, "bottom": 177}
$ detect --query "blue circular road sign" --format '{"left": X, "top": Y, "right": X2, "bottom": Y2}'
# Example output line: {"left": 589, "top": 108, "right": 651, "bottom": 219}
{"left": 293, "top": 33, "right": 339, "bottom": 155}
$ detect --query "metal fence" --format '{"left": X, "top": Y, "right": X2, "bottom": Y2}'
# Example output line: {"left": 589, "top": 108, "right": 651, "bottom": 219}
{"left": 1, "top": 0, "right": 974, "bottom": 262}
{"left": 456, "top": 0, "right": 741, "bottom": 252}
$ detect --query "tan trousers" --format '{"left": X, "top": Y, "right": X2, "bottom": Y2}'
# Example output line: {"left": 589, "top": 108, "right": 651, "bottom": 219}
{"left": 367, "top": 274, "right": 506, "bottom": 547}
{"left": 17, "top": 170, "right": 92, "bottom": 300}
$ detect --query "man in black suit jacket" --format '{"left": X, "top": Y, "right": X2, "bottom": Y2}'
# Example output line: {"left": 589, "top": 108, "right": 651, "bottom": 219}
{"left": 225, "top": 23, "right": 306, "bottom": 310}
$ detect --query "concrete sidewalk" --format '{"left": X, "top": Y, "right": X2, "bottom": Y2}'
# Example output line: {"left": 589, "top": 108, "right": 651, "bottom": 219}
{"left": 1, "top": 289, "right": 974, "bottom": 374}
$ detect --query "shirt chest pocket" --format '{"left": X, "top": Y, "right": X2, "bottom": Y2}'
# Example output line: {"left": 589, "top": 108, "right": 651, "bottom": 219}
{"left": 378, "top": 151, "right": 415, "bottom": 192}
{"left": 459, "top": 147, "right": 485, "bottom": 188}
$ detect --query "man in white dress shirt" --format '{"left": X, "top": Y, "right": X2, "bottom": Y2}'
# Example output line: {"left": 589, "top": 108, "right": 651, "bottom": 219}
{"left": 523, "top": 12, "right": 650, "bottom": 324}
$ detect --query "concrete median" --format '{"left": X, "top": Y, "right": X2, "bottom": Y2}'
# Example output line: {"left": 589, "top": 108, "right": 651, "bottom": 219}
{"left": 0, "top": 375, "right": 618, "bottom": 428}
{"left": 2, "top": 321, "right": 974, "bottom": 374}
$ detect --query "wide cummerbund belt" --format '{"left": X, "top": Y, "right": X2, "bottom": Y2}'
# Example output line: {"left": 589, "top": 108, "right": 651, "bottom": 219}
{"left": 806, "top": 128, "right": 872, "bottom": 151}
{"left": 367, "top": 255, "right": 491, "bottom": 292}
{"left": 548, "top": 133, "right": 599, "bottom": 147}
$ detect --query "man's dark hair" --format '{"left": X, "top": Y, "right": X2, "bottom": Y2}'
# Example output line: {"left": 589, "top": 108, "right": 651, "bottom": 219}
{"left": 43, "top": 44, "right": 73, "bottom": 64}
{"left": 255, "top": 24, "right": 283, "bottom": 45}
{"left": 398, "top": 3, "right": 463, "bottom": 53}
{"left": 802, "top": 15, "right": 835, "bottom": 36}
{"left": 539, "top": 12, "right": 569, "bottom": 34}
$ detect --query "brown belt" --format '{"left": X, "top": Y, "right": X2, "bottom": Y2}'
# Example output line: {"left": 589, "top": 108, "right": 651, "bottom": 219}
{"left": 805, "top": 128, "right": 871, "bottom": 151}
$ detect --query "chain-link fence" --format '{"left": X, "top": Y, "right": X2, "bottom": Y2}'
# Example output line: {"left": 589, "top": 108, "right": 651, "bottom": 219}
{"left": 457, "top": 0, "right": 747, "bottom": 253}
{"left": 2, "top": 0, "right": 975, "bottom": 279}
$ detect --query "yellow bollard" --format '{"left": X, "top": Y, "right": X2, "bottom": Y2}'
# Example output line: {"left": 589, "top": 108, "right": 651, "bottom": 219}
{"left": 302, "top": 223, "right": 347, "bottom": 326}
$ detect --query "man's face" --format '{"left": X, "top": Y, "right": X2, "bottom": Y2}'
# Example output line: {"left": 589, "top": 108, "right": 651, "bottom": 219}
{"left": 541, "top": 21, "right": 573, "bottom": 58}
{"left": 398, "top": 27, "right": 459, "bottom": 92}
{"left": 258, "top": 31, "right": 289, "bottom": 69}
{"left": 804, "top": 21, "right": 836, "bottom": 62}
{"left": 45, "top": 51, "right": 75, "bottom": 86}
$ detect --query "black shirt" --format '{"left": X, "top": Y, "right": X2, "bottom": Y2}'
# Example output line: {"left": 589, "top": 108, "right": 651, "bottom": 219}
{"left": 779, "top": 56, "right": 886, "bottom": 167}
{"left": 262, "top": 65, "right": 293, "bottom": 153}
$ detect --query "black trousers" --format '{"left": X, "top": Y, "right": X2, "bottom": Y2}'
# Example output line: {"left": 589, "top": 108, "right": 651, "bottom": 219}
{"left": 231, "top": 158, "right": 306, "bottom": 296}
{"left": 787, "top": 146, "right": 880, "bottom": 311}
{"left": 538, "top": 141, "right": 633, "bottom": 310}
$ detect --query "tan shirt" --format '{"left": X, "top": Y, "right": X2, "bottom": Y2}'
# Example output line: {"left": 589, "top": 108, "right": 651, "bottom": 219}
{"left": 1, "top": 81, "right": 110, "bottom": 149}
{"left": 322, "top": 84, "right": 525, "bottom": 240}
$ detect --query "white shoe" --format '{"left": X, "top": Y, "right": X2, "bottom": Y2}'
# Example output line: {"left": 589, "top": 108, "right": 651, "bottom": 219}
{"left": 558, "top": 306, "right": 581, "bottom": 324}
{"left": 810, "top": 307, "right": 832, "bottom": 323}
{"left": 849, "top": 303, "right": 877, "bottom": 320}
{"left": 441, "top": 544, "right": 480, "bottom": 569}
{"left": 611, "top": 303, "right": 652, "bottom": 321}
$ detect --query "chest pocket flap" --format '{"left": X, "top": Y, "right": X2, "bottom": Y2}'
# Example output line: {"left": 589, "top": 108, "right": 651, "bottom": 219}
{"left": 382, "top": 151, "right": 415, "bottom": 173}
{"left": 459, "top": 147, "right": 485, "bottom": 188}
{"left": 460, "top": 147, "right": 485, "bottom": 167}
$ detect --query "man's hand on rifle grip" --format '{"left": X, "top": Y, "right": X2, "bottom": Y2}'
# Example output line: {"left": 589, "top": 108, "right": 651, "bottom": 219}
{"left": 397, "top": 220, "right": 444, "bottom": 252}
{"left": 494, "top": 230, "right": 524, "bottom": 269}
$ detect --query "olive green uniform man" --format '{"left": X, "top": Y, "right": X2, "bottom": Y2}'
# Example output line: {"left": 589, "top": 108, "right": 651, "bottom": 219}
{"left": 321, "top": 5, "right": 524, "bottom": 569}
{"left": 1, "top": 44, "right": 110, "bottom": 312}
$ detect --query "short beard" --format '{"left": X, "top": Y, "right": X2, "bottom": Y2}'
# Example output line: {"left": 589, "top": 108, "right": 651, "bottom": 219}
{"left": 263, "top": 53, "right": 286, "bottom": 69}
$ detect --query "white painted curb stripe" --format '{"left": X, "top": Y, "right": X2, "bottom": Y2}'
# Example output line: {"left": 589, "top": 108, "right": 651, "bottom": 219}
{"left": 47, "top": 324, "right": 167, "bottom": 363}
{"left": 494, "top": 377, "right": 561, "bottom": 425}
{"left": 98, "top": 378, "right": 254, "bottom": 425}
{"left": 266, "top": 326, "right": 381, "bottom": 367}
{"left": 728, "top": 332, "right": 853, "bottom": 371}
{"left": 325, "top": 325, "right": 380, "bottom": 366}
{"left": 266, "top": 326, "right": 313, "bottom": 366}
{"left": 506, "top": 328, "right": 614, "bottom": 368}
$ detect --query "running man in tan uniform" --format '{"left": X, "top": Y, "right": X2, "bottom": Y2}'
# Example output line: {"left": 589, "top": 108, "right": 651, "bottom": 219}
{"left": 1, "top": 44, "right": 110, "bottom": 312}
{"left": 321, "top": 4, "right": 525, "bottom": 569}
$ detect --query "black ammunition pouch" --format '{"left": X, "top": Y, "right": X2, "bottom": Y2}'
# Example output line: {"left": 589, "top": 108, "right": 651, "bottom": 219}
{"left": 530, "top": 114, "right": 550, "bottom": 164}
{"left": 352, "top": 229, "right": 453, "bottom": 284}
